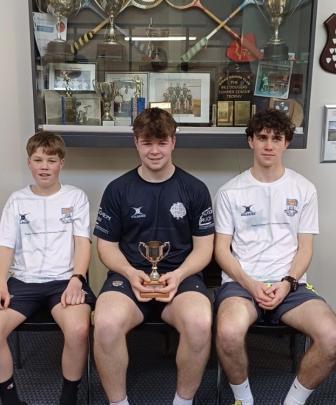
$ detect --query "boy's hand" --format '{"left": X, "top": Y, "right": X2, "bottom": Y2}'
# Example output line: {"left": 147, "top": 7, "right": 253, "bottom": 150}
{"left": 154, "top": 270, "right": 182, "bottom": 303}
{"left": 128, "top": 270, "right": 153, "bottom": 302}
{"left": 0, "top": 282, "right": 10, "bottom": 310}
{"left": 61, "top": 277, "right": 86, "bottom": 307}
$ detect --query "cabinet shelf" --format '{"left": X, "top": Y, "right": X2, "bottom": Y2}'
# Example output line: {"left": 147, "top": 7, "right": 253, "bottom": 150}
{"left": 39, "top": 125, "right": 305, "bottom": 148}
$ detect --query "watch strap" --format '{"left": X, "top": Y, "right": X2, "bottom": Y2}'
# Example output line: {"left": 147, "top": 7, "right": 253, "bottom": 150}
{"left": 71, "top": 274, "right": 86, "bottom": 284}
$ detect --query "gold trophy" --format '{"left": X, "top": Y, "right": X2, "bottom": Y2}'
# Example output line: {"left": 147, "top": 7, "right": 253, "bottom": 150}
{"left": 93, "top": 81, "right": 118, "bottom": 124}
{"left": 94, "top": 0, "right": 127, "bottom": 59}
{"left": 138, "top": 241, "right": 170, "bottom": 298}
{"left": 39, "top": 0, "right": 82, "bottom": 61}
{"left": 256, "top": 0, "right": 304, "bottom": 60}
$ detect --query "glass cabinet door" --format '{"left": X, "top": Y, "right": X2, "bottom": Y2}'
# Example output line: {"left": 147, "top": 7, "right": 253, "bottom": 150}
{"left": 30, "top": 0, "right": 316, "bottom": 148}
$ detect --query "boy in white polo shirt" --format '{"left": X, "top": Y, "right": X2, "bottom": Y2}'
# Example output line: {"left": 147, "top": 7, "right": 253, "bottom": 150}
{"left": 214, "top": 109, "right": 336, "bottom": 405}
{"left": 0, "top": 131, "right": 95, "bottom": 405}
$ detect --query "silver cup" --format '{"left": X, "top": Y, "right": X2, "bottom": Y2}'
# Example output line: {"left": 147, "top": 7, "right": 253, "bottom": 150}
{"left": 256, "top": 0, "right": 304, "bottom": 60}
{"left": 138, "top": 241, "right": 170, "bottom": 281}
{"left": 93, "top": 80, "right": 118, "bottom": 122}
{"left": 94, "top": 0, "right": 128, "bottom": 44}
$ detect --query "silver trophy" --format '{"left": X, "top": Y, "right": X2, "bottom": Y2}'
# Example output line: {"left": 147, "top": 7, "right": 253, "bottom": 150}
{"left": 138, "top": 241, "right": 170, "bottom": 298}
{"left": 39, "top": 0, "right": 82, "bottom": 58}
{"left": 256, "top": 0, "right": 304, "bottom": 60}
{"left": 94, "top": 0, "right": 128, "bottom": 44}
{"left": 93, "top": 81, "right": 118, "bottom": 122}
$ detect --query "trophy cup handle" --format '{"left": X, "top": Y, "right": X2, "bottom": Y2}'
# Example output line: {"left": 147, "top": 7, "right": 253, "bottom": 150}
{"left": 138, "top": 241, "right": 148, "bottom": 260}
{"left": 161, "top": 241, "right": 170, "bottom": 259}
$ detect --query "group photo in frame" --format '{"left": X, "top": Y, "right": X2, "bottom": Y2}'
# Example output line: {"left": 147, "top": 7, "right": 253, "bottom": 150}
{"left": 48, "top": 63, "right": 96, "bottom": 91}
{"left": 105, "top": 72, "right": 148, "bottom": 125}
{"left": 321, "top": 105, "right": 336, "bottom": 162}
{"left": 148, "top": 73, "right": 210, "bottom": 124}
{"left": 44, "top": 90, "right": 101, "bottom": 125}
{"left": 254, "top": 61, "right": 293, "bottom": 99}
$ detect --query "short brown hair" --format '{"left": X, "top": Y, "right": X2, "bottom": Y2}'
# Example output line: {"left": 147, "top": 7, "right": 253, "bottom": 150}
{"left": 26, "top": 131, "right": 66, "bottom": 159}
{"left": 133, "top": 108, "right": 177, "bottom": 140}
{"left": 246, "top": 109, "right": 295, "bottom": 142}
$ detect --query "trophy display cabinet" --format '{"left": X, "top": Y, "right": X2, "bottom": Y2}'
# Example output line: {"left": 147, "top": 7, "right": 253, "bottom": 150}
{"left": 29, "top": 0, "right": 317, "bottom": 148}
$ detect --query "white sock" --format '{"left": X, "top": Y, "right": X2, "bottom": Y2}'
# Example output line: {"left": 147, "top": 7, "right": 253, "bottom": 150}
{"left": 230, "top": 378, "right": 254, "bottom": 405}
{"left": 283, "top": 377, "right": 314, "bottom": 405}
{"left": 110, "top": 397, "right": 129, "bottom": 405}
{"left": 173, "top": 392, "right": 193, "bottom": 405}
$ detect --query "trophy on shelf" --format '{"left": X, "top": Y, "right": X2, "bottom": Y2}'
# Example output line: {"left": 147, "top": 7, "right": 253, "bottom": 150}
{"left": 138, "top": 241, "right": 170, "bottom": 299}
{"left": 93, "top": 80, "right": 118, "bottom": 125}
{"left": 61, "top": 71, "right": 76, "bottom": 124}
{"left": 256, "top": 0, "right": 305, "bottom": 60}
{"left": 38, "top": 0, "right": 82, "bottom": 61}
{"left": 93, "top": 0, "right": 127, "bottom": 60}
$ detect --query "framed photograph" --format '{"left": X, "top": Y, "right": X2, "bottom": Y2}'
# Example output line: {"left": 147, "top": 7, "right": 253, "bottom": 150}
{"left": 44, "top": 90, "right": 101, "bottom": 125}
{"left": 321, "top": 105, "right": 336, "bottom": 162}
{"left": 48, "top": 63, "right": 96, "bottom": 91}
{"left": 148, "top": 73, "right": 210, "bottom": 124}
{"left": 254, "top": 61, "right": 293, "bottom": 99}
{"left": 105, "top": 72, "right": 148, "bottom": 124}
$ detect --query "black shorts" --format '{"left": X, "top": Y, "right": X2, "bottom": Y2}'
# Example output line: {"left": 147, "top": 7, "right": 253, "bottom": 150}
{"left": 214, "top": 281, "right": 324, "bottom": 323}
{"left": 99, "top": 271, "right": 210, "bottom": 321}
{"left": 7, "top": 277, "right": 96, "bottom": 318}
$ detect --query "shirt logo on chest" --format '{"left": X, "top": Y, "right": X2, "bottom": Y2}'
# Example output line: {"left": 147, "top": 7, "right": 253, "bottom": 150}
{"left": 19, "top": 213, "right": 30, "bottom": 224}
{"left": 241, "top": 205, "right": 256, "bottom": 216}
{"left": 131, "top": 207, "right": 146, "bottom": 219}
{"left": 284, "top": 199, "right": 298, "bottom": 217}
{"left": 170, "top": 202, "right": 186, "bottom": 219}
{"left": 60, "top": 207, "right": 74, "bottom": 224}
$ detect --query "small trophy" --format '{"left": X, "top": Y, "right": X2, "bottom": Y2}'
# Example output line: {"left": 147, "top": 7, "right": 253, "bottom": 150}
{"left": 93, "top": 81, "right": 118, "bottom": 125}
{"left": 138, "top": 241, "right": 170, "bottom": 298}
{"left": 41, "top": 0, "right": 82, "bottom": 61}
{"left": 256, "top": 0, "right": 304, "bottom": 60}
{"left": 61, "top": 71, "right": 76, "bottom": 124}
{"left": 94, "top": 0, "right": 127, "bottom": 60}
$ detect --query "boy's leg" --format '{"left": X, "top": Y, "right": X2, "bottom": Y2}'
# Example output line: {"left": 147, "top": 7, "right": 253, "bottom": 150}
{"left": 0, "top": 310, "right": 27, "bottom": 405}
{"left": 94, "top": 291, "right": 143, "bottom": 403}
{"left": 51, "top": 302, "right": 91, "bottom": 405}
{"left": 161, "top": 275, "right": 212, "bottom": 402}
{"left": 280, "top": 298, "right": 336, "bottom": 404}
{"left": 214, "top": 282, "right": 258, "bottom": 405}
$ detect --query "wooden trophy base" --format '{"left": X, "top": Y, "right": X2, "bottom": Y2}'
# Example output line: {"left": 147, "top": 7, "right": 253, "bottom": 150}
{"left": 140, "top": 280, "right": 168, "bottom": 299}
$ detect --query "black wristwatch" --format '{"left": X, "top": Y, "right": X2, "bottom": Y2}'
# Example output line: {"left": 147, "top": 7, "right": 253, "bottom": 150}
{"left": 71, "top": 274, "right": 86, "bottom": 284}
{"left": 281, "top": 276, "right": 298, "bottom": 292}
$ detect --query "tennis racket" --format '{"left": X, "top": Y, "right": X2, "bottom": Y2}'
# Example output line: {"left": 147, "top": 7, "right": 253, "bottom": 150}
{"left": 165, "top": 0, "right": 262, "bottom": 62}
{"left": 71, "top": 0, "right": 164, "bottom": 54}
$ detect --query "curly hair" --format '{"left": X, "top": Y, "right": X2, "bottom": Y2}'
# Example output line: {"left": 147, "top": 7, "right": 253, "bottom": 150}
{"left": 133, "top": 107, "right": 177, "bottom": 139}
{"left": 246, "top": 109, "right": 295, "bottom": 142}
{"left": 26, "top": 131, "right": 66, "bottom": 159}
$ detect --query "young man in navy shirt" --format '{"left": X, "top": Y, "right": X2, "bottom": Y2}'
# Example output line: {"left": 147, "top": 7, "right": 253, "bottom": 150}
{"left": 93, "top": 108, "right": 215, "bottom": 405}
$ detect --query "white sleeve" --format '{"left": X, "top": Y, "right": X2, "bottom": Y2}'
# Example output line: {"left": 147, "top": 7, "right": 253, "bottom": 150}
{"left": 72, "top": 190, "right": 91, "bottom": 239}
{"left": 0, "top": 196, "right": 18, "bottom": 248}
{"left": 299, "top": 189, "right": 319, "bottom": 234}
{"left": 214, "top": 188, "right": 234, "bottom": 235}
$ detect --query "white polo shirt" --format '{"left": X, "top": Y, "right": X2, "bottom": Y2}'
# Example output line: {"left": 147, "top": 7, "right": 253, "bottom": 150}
{"left": 0, "top": 185, "right": 90, "bottom": 283}
{"left": 214, "top": 168, "right": 319, "bottom": 284}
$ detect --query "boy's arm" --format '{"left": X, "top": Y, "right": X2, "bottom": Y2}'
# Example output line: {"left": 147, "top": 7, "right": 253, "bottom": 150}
{"left": 0, "top": 246, "right": 14, "bottom": 309}
{"left": 96, "top": 238, "right": 152, "bottom": 302}
{"left": 260, "top": 233, "right": 314, "bottom": 310}
{"left": 156, "top": 234, "right": 214, "bottom": 302}
{"left": 61, "top": 236, "right": 91, "bottom": 307}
